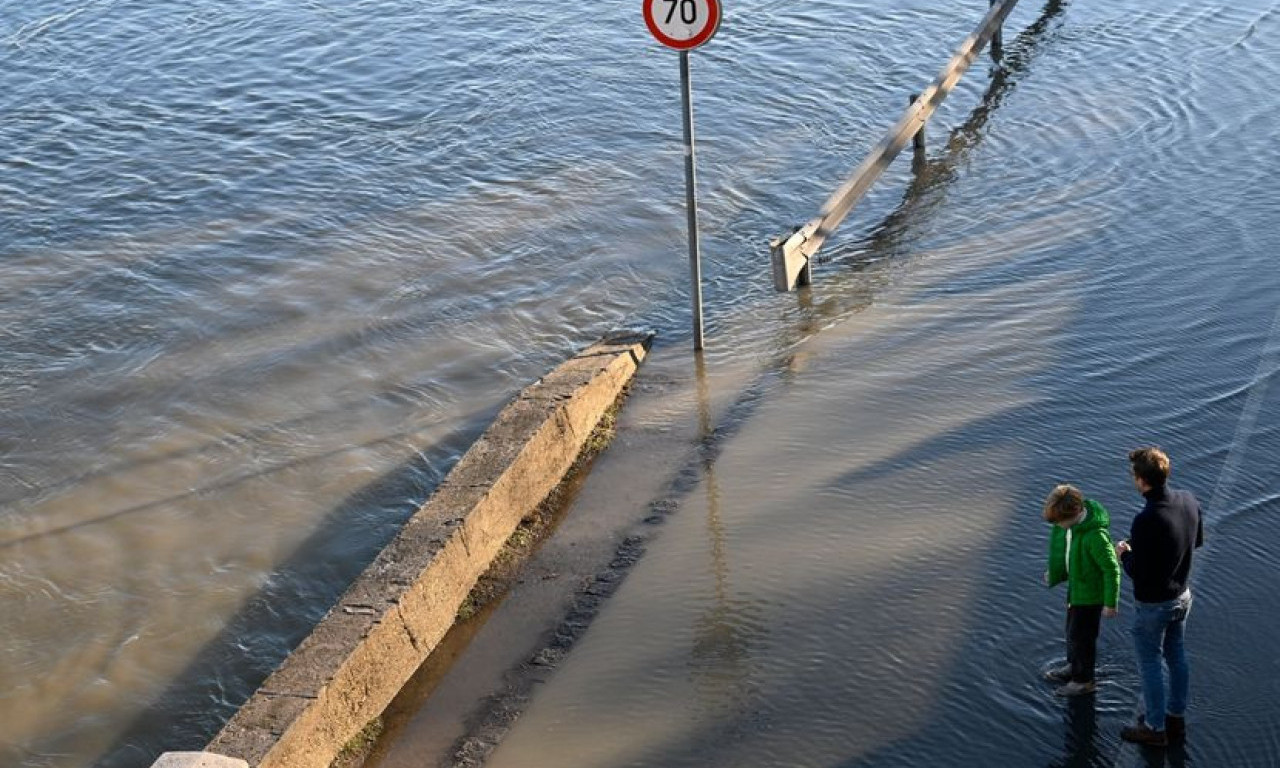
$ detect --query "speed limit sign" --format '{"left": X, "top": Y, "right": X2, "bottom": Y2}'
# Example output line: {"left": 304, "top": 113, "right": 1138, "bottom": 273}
{"left": 643, "top": 0, "right": 722, "bottom": 50}
{"left": 644, "top": 0, "right": 721, "bottom": 350}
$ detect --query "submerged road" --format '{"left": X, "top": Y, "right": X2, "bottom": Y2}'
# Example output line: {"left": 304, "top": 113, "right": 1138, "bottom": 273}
{"left": 4, "top": 0, "right": 1279, "bottom": 765}
{"left": 372, "top": 1, "right": 1280, "bottom": 763}
{"left": 379, "top": 242, "right": 1280, "bottom": 768}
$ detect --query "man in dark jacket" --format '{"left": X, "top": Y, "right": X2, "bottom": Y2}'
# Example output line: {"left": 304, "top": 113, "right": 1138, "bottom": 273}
{"left": 1115, "top": 447, "right": 1204, "bottom": 747}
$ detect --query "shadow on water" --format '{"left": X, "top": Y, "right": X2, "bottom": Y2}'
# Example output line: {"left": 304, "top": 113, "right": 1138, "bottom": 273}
{"left": 470, "top": 0, "right": 1280, "bottom": 762}
{"left": 819, "top": 409, "right": 1089, "bottom": 768}
{"left": 461, "top": 1, "right": 1096, "bottom": 763}
{"left": 742, "top": 0, "right": 1072, "bottom": 376}
{"left": 823, "top": 5, "right": 1162, "bottom": 764}
{"left": 469, "top": 1, "right": 1096, "bottom": 764}
{"left": 91, "top": 415, "right": 494, "bottom": 768}
{"left": 688, "top": 355, "right": 765, "bottom": 733}
{"left": 1049, "top": 696, "right": 1103, "bottom": 768}
{"left": 593, "top": 387, "right": 1178, "bottom": 766}
{"left": 556, "top": 391, "right": 1047, "bottom": 767}
{"left": 826, "top": 0, "right": 1070, "bottom": 272}
{"left": 566, "top": 0, "right": 1180, "bottom": 764}
{"left": 1046, "top": 699, "right": 1190, "bottom": 768}
{"left": 771, "top": 5, "right": 1230, "bottom": 762}
{"left": 0, "top": 295, "right": 500, "bottom": 512}
{"left": 747, "top": 0, "right": 1070, "bottom": 370}
{"left": 0, "top": 397, "right": 490, "bottom": 551}
{"left": 103, "top": 1, "right": 1082, "bottom": 764}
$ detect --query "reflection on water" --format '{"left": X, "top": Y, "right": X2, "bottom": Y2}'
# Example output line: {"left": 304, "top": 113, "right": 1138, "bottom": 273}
{"left": 688, "top": 355, "right": 763, "bottom": 725}
{"left": 482, "top": 0, "right": 1280, "bottom": 765}
{"left": 1048, "top": 696, "right": 1104, "bottom": 768}
{"left": 3, "top": 0, "right": 1280, "bottom": 765}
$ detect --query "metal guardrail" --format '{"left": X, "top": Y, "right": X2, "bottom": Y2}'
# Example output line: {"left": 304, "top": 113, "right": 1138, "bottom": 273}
{"left": 771, "top": 0, "right": 1021, "bottom": 292}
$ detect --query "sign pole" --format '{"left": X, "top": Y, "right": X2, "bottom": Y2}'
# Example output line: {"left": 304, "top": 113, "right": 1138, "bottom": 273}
{"left": 679, "top": 50, "right": 705, "bottom": 351}
{"left": 643, "top": 0, "right": 720, "bottom": 351}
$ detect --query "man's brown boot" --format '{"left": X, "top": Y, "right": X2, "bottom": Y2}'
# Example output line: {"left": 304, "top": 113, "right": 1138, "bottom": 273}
{"left": 1121, "top": 722, "right": 1168, "bottom": 747}
{"left": 1165, "top": 715, "right": 1186, "bottom": 742}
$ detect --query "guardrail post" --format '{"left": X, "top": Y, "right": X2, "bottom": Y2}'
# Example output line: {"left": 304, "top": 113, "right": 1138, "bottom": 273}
{"left": 909, "top": 94, "right": 926, "bottom": 155}
{"left": 990, "top": 0, "right": 1004, "bottom": 61}
{"left": 909, "top": 94, "right": 927, "bottom": 173}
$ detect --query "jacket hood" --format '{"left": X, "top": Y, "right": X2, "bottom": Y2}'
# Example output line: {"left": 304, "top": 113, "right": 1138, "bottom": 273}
{"left": 1074, "top": 498, "right": 1110, "bottom": 534}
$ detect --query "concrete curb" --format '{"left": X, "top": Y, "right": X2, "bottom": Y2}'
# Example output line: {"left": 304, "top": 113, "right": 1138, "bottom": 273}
{"left": 152, "top": 332, "right": 652, "bottom": 768}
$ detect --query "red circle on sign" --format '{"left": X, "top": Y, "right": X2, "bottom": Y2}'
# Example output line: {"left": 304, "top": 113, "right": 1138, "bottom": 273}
{"left": 643, "top": 0, "right": 722, "bottom": 51}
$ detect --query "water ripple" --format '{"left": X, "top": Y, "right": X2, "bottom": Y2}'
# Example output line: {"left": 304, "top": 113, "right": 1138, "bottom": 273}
{"left": 4, "top": 0, "right": 1280, "bottom": 766}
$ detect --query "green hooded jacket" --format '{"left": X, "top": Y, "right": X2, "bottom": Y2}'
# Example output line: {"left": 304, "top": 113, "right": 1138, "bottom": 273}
{"left": 1046, "top": 498, "right": 1121, "bottom": 608}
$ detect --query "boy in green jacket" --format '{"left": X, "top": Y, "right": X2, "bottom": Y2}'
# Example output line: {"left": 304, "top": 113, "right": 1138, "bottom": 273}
{"left": 1042, "top": 484, "right": 1122, "bottom": 696}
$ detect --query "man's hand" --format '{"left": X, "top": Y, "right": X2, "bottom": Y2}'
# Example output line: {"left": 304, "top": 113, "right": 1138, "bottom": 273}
{"left": 1115, "top": 540, "right": 1131, "bottom": 557}
{"left": 1103, "top": 607, "right": 1118, "bottom": 618}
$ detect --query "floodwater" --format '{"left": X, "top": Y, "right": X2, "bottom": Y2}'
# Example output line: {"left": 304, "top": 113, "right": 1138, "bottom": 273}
{"left": 1, "top": 0, "right": 1278, "bottom": 766}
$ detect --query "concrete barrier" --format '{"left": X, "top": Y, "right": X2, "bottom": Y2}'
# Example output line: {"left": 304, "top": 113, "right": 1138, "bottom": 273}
{"left": 153, "top": 332, "right": 653, "bottom": 768}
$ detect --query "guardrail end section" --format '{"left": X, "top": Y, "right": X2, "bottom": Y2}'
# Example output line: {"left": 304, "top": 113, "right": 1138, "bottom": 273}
{"left": 771, "top": 234, "right": 809, "bottom": 293}
{"left": 150, "top": 753, "right": 249, "bottom": 768}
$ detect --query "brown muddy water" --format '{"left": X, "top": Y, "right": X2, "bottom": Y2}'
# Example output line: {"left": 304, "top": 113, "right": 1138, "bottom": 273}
{"left": 3, "top": 0, "right": 1280, "bottom": 766}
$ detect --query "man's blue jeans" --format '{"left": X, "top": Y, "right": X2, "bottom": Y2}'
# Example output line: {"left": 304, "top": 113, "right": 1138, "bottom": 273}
{"left": 1132, "top": 590, "right": 1193, "bottom": 731}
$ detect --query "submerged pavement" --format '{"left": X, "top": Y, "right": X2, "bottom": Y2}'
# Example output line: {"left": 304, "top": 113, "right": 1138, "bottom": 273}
{"left": 371, "top": 195, "right": 1280, "bottom": 766}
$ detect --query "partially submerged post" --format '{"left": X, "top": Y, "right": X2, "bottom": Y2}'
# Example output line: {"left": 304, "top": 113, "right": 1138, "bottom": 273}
{"left": 643, "top": 0, "right": 724, "bottom": 350}
{"left": 770, "top": 0, "right": 1021, "bottom": 292}
{"left": 990, "top": 0, "right": 1005, "bottom": 61}
{"left": 909, "top": 93, "right": 926, "bottom": 156}
{"left": 680, "top": 50, "right": 706, "bottom": 350}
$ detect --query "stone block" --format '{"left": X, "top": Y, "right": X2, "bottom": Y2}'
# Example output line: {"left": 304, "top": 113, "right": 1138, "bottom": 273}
{"left": 151, "top": 754, "right": 249, "bottom": 768}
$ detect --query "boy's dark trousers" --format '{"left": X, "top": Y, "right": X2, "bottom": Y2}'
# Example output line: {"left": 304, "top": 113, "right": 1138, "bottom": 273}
{"left": 1066, "top": 605, "right": 1103, "bottom": 683}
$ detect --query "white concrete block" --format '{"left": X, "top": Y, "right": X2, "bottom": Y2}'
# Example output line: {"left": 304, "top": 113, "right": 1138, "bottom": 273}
{"left": 151, "top": 752, "right": 249, "bottom": 768}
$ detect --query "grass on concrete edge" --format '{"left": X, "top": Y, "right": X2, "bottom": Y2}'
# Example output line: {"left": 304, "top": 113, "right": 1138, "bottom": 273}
{"left": 455, "top": 385, "right": 628, "bottom": 622}
{"left": 330, "top": 717, "right": 384, "bottom": 768}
